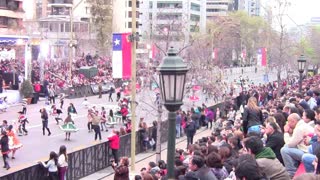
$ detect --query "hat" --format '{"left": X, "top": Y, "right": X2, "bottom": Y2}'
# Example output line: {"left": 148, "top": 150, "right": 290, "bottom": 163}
{"left": 306, "top": 90, "right": 314, "bottom": 97}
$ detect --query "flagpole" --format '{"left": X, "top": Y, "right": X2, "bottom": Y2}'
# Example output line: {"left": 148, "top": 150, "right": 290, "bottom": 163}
{"left": 130, "top": 0, "right": 137, "bottom": 173}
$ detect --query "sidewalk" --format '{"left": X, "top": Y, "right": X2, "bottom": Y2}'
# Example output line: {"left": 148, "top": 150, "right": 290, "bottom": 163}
{"left": 80, "top": 127, "right": 213, "bottom": 180}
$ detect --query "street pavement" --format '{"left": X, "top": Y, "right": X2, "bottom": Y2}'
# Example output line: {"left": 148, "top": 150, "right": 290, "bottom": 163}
{"left": 0, "top": 66, "right": 284, "bottom": 176}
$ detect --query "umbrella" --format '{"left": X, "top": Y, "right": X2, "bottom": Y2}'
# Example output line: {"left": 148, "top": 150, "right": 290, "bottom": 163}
{"left": 189, "top": 95, "right": 200, "bottom": 102}
{"left": 192, "top": 85, "right": 201, "bottom": 91}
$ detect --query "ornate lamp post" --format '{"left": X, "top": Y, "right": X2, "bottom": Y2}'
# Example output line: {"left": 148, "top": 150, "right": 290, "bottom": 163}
{"left": 157, "top": 47, "right": 189, "bottom": 179}
{"left": 297, "top": 55, "right": 306, "bottom": 93}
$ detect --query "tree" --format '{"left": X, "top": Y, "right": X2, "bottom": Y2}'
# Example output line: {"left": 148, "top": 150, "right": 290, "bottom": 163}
{"left": 87, "top": 0, "right": 113, "bottom": 55}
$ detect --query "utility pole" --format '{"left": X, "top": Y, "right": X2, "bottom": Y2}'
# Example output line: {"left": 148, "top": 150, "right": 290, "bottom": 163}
{"left": 130, "top": 0, "right": 137, "bottom": 172}
{"left": 68, "top": 0, "right": 84, "bottom": 84}
{"left": 156, "top": 97, "right": 163, "bottom": 162}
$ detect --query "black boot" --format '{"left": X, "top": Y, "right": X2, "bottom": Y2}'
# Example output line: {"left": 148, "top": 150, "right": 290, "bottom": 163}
{"left": 47, "top": 129, "right": 51, "bottom": 136}
{"left": 43, "top": 130, "right": 45, "bottom": 135}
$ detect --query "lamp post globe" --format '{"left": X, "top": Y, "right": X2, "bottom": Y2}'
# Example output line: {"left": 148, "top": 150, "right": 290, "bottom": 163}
{"left": 297, "top": 55, "right": 307, "bottom": 93}
{"left": 157, "top": 47, "right": 189, "bottom": 112}
{"left": 297, "top": 55, "right": 306, "bottom": 74}
{"left": 157, "top": 47, "right": 189, "bottom": 179}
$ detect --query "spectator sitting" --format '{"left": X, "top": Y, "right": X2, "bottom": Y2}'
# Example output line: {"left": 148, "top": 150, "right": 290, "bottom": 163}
{"left": 243, "top": 136, "right": 290, "bottom": 179}
{"left": 187, "top": 155, "right": 217, "bottom": 180}
{"left": 280, "top": 113, "right": 314, "bottom": 178}
{"left": 235, "top": 154, "right": 268, "bottom": 180}
{"left": 264, "top": 121, "right": 285, "bottom": 164}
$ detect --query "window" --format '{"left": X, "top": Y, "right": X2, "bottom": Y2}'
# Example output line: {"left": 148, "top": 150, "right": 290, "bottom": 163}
{"left": 0, "top": 17, "right": 8, "bottom": 27}
{"left": 49, "top": 22, "right": 59, "bottom": 32}
{"left": 157, "top": 2, "right": 182, "bottom": 9}
{"left": 85, "top": 7, "right": 90, "bottom": 14}
{"left": 191, "top": 3, "right": 200, "bottom": 11}
{"left": 190, "top": 14, "right": 200, "bottom": 22}
{"left": 149, "top": 13, "right": 152, "bottom": 20}
{"left": 128, "top": 21, "right": 139, "bottom": 28}
{"left": 128, "top": 11, "right": 140, "bottom": 18}
{"left": 0, "top": 1, "right": 7, "bottom": 8}
{"left": 60, "top": 23, "right": 64, "bottom": 32}
{"left": 157, "top": 13, "right": 182, "bottom": 20}
{"left": 128, "top": 0, "right": 140, "bottom": 8}
{"left": 149, "top": 1, "right": 153, "bottom": 8}
{"left": 65, "top": 22, "right": 70, "bottom": 32}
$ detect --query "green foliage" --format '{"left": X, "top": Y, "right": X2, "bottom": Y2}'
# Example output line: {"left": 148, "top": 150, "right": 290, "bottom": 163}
{"left": 20, "top": 80, "right": 34, "bottom": 98}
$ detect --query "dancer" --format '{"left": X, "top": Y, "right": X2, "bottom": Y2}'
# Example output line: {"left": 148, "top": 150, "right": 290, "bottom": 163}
{"left": 51, "top": 105, "right": 63, "bottom": 125}
{"left": 17, "top": 111, "right": 28, "bottom": 136}
{"left": 87, "top": 109, "right": 93, "bottom": 132}
{"left": 7, "top": 125, "right": 22, "bottom": 159}
{"left": 100, "top": 107, "right": 108, "bottom": 132}
{"left": 0, "top": 131, "right": 10, "bottom": 170}
{"left": 90, "top": 110, "right": 102, "bottom": 141}
{"left": 60, "top": 114, "right": 78, "bottom": 141}
{"left": 59, "top": 93, "right": 65, "bottom": 109}
{"left": 67, "top": 103, "right": 77, "bottom": 120}
{"left": 40, "top": 108, "right": 51, "bottom": 136}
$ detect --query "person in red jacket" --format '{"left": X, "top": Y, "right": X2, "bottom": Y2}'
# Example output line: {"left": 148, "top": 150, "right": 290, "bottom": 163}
{"left": 108, "top": 130, "right": 120, "bottom": 165}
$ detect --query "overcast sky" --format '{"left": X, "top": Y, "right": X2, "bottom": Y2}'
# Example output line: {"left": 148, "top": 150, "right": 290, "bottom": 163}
{"left": 286, "top": 0, "right": 320, "bottom": 26}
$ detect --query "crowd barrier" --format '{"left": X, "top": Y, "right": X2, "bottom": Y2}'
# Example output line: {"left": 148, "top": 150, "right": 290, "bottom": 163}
{"left": 0, "top": 102, "right": 224, "bottom": 180}
{"left": 67, "top": 85, "right": 94, "bottom": 99}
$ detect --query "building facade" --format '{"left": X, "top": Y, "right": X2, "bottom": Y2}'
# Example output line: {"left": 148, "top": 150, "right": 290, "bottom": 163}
{"left": 239, "top": 0, "right": 261, "bottom": 16}
{"left": 37, "top": 0, "right": 93, "bottom": 59}
{"left": 206, "top": 0, "right": 234, "bottom": 18}
{"left": 139, "top": 0, "right": 206, "bottom": 51}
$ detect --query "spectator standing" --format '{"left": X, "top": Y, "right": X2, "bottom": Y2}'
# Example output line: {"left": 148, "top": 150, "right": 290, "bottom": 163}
{"left": 40, "top": 151, "right": 58, "bottom": 180}
{"left": 151, "top": 121, "right": 157, "bottom": 151}
{"left": 112, "top": 157, "right": 129, "bottom": 180}
{"left": 206, "top": 108, "right": 214, "bottom": 129}
{"left": 140, "top": 122, "right": 149, "bottom": 152}
{"left": 109, "top": 87, "right": 114, "bottom": 102}
{"left": 48, "top": 86, "right": 56, "bottom": 104}
{"left": 108, "top": 130, "right": 120, "bottom": 165}
{"left": 185, "top": 118, "right": 196, "bottom": 149}
{"left": 58, "top": 145, "right": 68, "bottom": 180}
{"left": 98, "top": 82, "right": 102, "bottom": 99}
{"left": 176, "top": 111, "right": 182, "bottom": 138}
{"left": 242, "top": 97, "right": 263, "bottom": 135}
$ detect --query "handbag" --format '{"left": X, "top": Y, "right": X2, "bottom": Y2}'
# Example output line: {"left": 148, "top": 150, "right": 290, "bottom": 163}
{"left": 149, "top": 138, "right": 155, "bottom": 146}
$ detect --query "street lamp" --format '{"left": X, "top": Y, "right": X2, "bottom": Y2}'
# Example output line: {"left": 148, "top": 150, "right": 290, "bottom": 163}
{"left": 297, "top": 55, "right": 306, "bottom": 93}
{"left": 157, "top": 47, "right": 189, "bottom": 179}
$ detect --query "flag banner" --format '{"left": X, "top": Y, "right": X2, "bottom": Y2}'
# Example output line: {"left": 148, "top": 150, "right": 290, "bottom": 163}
{"left": 112, "top": 33, "right": 132, "bottom": 79}
{"left": 257, "top": 48, "right": 267, "bottom": 67}
{"left": 212, "top": 48, "right": 218, "bottom": 60}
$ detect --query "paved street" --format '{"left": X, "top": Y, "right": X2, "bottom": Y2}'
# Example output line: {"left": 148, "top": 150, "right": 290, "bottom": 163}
{"left": 0, "top": 66, "right": 284, "bottom": 176}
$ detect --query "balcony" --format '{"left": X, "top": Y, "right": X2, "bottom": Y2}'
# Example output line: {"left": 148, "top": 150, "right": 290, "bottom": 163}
{"left": 48, "top": 0, "right": 73, "bottom": 8}
{"left": 0, "top": 9, "right": 24, "bottom": 19}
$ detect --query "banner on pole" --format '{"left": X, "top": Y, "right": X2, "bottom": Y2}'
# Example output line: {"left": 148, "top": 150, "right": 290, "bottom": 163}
{"left": 112, "top": 33, "right": 132, "bottom": 79}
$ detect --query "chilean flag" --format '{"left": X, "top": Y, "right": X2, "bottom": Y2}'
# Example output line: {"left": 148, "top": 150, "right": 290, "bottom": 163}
{"left": 112, "top": 33, "right": 132, "bottom": 79}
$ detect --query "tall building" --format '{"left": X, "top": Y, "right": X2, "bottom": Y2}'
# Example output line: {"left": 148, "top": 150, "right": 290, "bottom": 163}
{"left": 206, "top": 0, "right": 234, "bottom": 18}
{"left": 140, "top": 0, "right": 206, "bottom": 48}
{"left": 112, "top": 0, "right": 141, "bottom": 33}
{"left": 239, "top": 0, "right": 261, "bottom": 16}
{"left": 38, "top": 0, "right": 93, "bottom": 59}
{"left": 0, "top": 0, "right": 25, "bottom": 36}
{"left": 0, "top": 0, "right": 28, "bottom": 60}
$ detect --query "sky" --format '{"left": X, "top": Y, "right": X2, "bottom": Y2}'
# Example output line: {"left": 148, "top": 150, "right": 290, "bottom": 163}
{"left": 266, "top": 0, "right": 320, "bottom": 28}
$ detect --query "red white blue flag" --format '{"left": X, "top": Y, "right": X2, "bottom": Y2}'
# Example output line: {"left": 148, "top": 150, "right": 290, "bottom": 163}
{"left": 257, "top": 48, "right": 267, "bottom": 67}
{"left": 112, "top": 33, "right": 132, "bottom": 79}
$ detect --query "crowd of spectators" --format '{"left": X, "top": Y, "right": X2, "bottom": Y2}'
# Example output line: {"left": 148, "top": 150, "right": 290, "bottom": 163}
{"left": 112, "top": 74, "right": 320, "bottom": 180}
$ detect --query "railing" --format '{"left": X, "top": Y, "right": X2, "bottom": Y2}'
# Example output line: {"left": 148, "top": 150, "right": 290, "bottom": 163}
{"left": 1, "top": 103, "right": 224, "bottom": 180}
